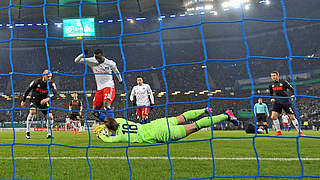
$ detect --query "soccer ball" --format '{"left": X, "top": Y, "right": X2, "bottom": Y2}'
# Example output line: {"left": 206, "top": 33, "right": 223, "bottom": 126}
{"left": 257, "top": 128, "right": 264, "bottom": 134}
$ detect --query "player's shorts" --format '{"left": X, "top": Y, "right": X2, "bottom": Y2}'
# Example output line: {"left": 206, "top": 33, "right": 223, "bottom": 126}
{"left": 283, "top": 122, "right": 289, "bottom": 126}
{"left": 272, "top": 101, "right": 295, "bottom": 114}
{"left": 30, "top": 98, "right": 51, "bottom": 115}
{"left": 256, "top": 113, "right": 267, "bottom": 123}
{"left": 93, "top": 87, "right": 115, "bottom": 107}
{"left": 141, "top": 117, "right": 186, "bottom": 143}
{"left": 136, "top": 106, "right": 150, "bottom": 117}
{"left": 70, "top": 113, "right": 81, "bottom": 121}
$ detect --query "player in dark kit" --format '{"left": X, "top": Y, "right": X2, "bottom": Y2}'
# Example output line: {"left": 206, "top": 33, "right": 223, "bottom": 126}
{"left": 21, "top": 70, "right": 57, "bottom": 139}
{"left": 68, "top": 92, "right": 83, "bottom": 134}
{"left": 269, "top": 71, "right": 304, "bottom": 136}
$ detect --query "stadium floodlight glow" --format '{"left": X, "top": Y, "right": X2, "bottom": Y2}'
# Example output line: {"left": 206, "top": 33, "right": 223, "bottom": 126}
{"left": 127, "top": 19, "right": 134, "bottom": 23}
{"left": 107, "top": 19, "right": 113, "bottom": 23}
{"left": 0, "top": 24, "right": 2, "bottom": 27}
{"left": 196, "top": 6, "right": 204, "bottom": 10}
{"left": 6, "top": 24, "right": 10, "bottom": 27}
{"left": 266, "top": 0, "right": 270, "bottom": 5}
{"left": 210, "top": 10, "right": 218, "bottom": 15}
{"left": 189, "top": 13, "right": 195, "bottom": 16}
{"left": 27, "top": 23, "right": 33, "bottom": 27}
{"left": 245, "top": 4, "right": 250, "bottom": 10}
{"left": 36, "top": 23, "right": 42, "bottom": 26}
{"left": 136, "top": 17, "right": 147, "bottom": 21}
{"left": 161, "top": 15, "right": 166, "bottom": 19}
{"left": 98, "top": 20, "right": 104, "bottom": 24}
{"left": 169, "top": 14, "right": 176, "bottom": 18}
{"left": 117, "top": 19, "right": 122, "bottom": 22}
{"left": 187, "top": 8, "right": 194, "bottom": 11}
{"left": 179, "top": 14, "right": 186, "bottom": 17}
{"left": 43, "top": 23, "right": 48, "bottom": 26}
{"left": 222, "top": 2, "right": 229, "bottom": 8}
{"left": 200, "top": 11, "right": 205, "bottom": 15}
{"left": 15, "top": 23, "right": 24, "bottom": 27}
{"left": 54, "top": 23, "right": 62, "bottom": 28}
{"left": 205, "top": 5, "right": 213, "bottom": 10}
{"left": 229, "top": 0, "right": 241, "bottom": 8}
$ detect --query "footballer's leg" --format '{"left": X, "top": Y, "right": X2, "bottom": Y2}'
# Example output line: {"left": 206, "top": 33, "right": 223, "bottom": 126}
{"left": 270, "top": 111, "right": 282, "bottom": 136}
{"left": 26, "top": 106, "right": 36, "bottom": 139}
{"left": 168, "top": 110, "right": 239, "bottom": 141}
{"left": 46, "top": 112, "right": 54, "bottom": 139}
{"left": 176, "top": 108, "right": 212, "bottom": 124}
{"left": 193, "top": 110, "right": 238, "bottom": 131}
{"left": 102, "top": 87, "right": 115, "bottom": 118}
{"left": 288, "top": 113, "right": 305, "bottom": 136}
{"left": 92, "top": 90, "right": 104, "bottom": 122}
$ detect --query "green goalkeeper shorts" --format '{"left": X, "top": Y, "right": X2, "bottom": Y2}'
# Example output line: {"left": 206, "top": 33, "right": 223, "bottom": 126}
{"left": 141, "top": 117, "right": 187, "bottom": 143}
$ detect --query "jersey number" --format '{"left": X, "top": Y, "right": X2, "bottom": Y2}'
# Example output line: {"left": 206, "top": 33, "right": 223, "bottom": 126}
{"left": 122, "top": 124, "right": 138, "bottom": 134}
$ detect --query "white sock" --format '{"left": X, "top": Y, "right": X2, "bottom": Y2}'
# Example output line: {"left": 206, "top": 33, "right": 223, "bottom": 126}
{"left": 273, "top": 119, "right": 281, "bottom": 131}
{"left": 291, "top": 119, "right": 300, "bottom": 131}
{"left": 47, "top": 118, "right": 53, "bottom": 136}
{"left": 26, "top": 114, "right": 35, "bottom": 133}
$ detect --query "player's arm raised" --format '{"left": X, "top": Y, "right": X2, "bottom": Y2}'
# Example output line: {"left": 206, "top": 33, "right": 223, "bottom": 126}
{"left": 74, "top": 49, "right": 99, "bottom": 66}
{"left": 21, "top": 80, "right": 35, "bottom": 108}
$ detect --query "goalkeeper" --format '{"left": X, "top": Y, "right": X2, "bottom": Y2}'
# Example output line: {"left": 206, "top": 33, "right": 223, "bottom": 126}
{"left": 93, "top": 108, "right": 239, "bottom": 143}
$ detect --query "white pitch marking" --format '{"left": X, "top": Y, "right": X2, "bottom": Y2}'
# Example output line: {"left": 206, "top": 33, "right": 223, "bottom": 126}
{"left": 0, "top": 157, "right": 319, "bottom": 161}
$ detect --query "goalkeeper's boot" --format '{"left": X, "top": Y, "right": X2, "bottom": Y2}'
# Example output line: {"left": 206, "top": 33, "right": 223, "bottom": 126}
{"left": 299, "top": 132, "right": 305, "bottom": 136}
{"left": 26, "top": 132, "right": 31, "bottom": 139}
{"left": 271, "top": 131, "right": 282, "bottom": 136}
{"left": 224, "top": 110, "right": 239, "bottom": 126}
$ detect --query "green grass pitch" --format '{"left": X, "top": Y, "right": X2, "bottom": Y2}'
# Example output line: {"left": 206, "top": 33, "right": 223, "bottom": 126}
{"left": 0, "top": 130, "right": 319, "bottom": 180}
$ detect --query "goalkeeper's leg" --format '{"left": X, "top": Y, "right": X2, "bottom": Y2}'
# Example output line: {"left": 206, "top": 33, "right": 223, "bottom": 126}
{"left": 169, "top": 111, "right": 239, "bottom": 141}
{"left": 176, "top": 108, "right": 212, "bottom": 124}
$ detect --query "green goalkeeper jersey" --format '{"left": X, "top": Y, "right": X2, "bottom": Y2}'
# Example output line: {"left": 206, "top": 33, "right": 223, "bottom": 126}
{"left": 98, "top": 118, "right": 145, "bottom": 143}
{"left": 98, "top": 117, "right": 186, "bottom": 143}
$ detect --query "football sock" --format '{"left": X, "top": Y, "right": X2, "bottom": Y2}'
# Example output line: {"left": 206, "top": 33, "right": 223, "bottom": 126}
{"left": 26, "top": 114, "right": 36, "bottom": 133}
{"left": 264, "top": 125, "right": 269, "bottom": 134}
{"left": 194, "top": 114, "right": 228, "bottom": 130}
{"left": 291, "top": 119, "right": 300, "bottom": 131}
{"left": 46, "top": 118, "right": 53, "bottom": 136}
{"left": 273, "top": 119, "right": 281, "bottom": 131}
{"left": 182, "top": 109, "right": 205, "bottom": 121}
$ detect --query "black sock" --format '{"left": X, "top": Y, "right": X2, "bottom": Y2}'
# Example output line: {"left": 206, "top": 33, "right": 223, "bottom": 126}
{"left": 264, "top": 125, "right": 269, "bottom": 134}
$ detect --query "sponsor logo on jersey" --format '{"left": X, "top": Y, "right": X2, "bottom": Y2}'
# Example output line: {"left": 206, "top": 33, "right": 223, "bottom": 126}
{"left": 272, "top": 86, "right": 283, "bottom": 91}
{"left": 36, "top": 88, "right": 48, "bottom": 93}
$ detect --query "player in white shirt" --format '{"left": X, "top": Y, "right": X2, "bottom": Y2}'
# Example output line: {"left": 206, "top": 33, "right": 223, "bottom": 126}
{"left": 130, "top": 76, "right": 154, "bottom": 123}
{"left": 281, "top": 112, "right": 290, "bottom": 131}
{"left": 74, "top": 49, "right": 123, "bottom": 120}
